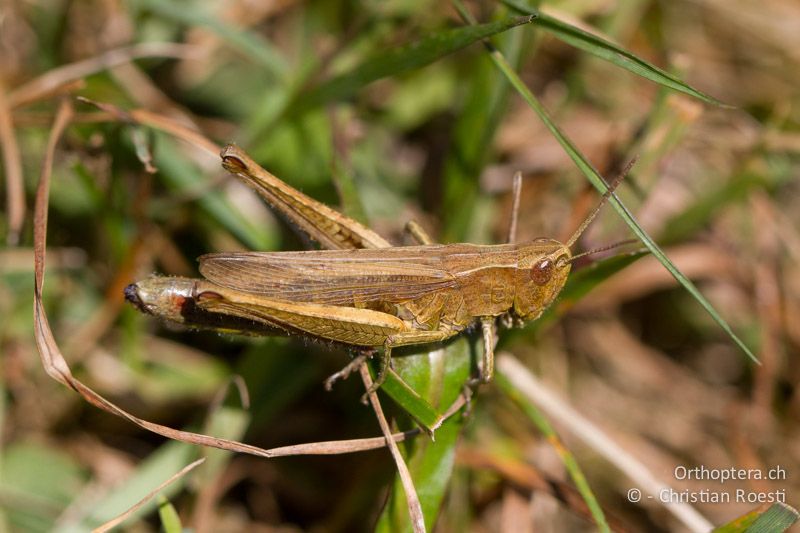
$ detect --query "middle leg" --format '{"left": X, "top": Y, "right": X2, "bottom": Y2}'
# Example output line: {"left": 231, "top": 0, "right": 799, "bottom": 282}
{"left": 361, "top": 328, "right": 458, "bottom": 400}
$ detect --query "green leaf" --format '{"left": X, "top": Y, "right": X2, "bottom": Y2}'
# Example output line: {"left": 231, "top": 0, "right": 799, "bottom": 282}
{"left": 475, "top": 34, "right": 759, "bottom": 365}
{"left": 375, "top": 364, "right": 445, "bottom": 433}
{"left": 376, "top": 337, "right": 471, "bottom": 532}
{"left": 293, "top": 15, "right": 536, "bottom": 114}
{"left": 501, "top": 0, "right": 727, "bottom": 106}
{"left": 495, "top": 371, "right": 611, "bottom": 533}
{"left": 157, "top": 496, "right": 183, "bottom": 533}
{"left": 713, "top": 502, "right": 799, "bottom": 533}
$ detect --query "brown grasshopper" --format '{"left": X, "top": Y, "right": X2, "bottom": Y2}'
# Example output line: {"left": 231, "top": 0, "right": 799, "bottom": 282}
{"left": 126, "top": 145, "right": 626, "bottom": 395}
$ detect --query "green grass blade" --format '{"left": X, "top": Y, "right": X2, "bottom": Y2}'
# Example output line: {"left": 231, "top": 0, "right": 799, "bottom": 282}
{"left": 479, "top": 40, "right": 759, "bottom": 365}
{"left": 157, "top": 496, "right": 182, "bottom": 533}
{"left": 0, "top": 443, "right": 85, "bottom": 532}
{"left": 293, "top": 15, "right": 536, "bottom": 114}
{"left": 501, "top": 0, "right": 727, "bottom": 106}
{"left": 745, "top": 503, "right": 800, "bottom": 533}
{"left": 376, "top": 414, "right": 463, "bottom": 533}
{"left": 376, "top": 338, "right": 471, "bottom": 532}
{"left": 495, "top": 371, "right": 611, "bottom": 533}
{"left": 713, "top": 502, "right": 799, "bottom": 533}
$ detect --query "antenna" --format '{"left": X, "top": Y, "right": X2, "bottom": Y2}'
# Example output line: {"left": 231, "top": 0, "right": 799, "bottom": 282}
{"left": 565, "top": 157, "right": 638, "bottom": 249}
{"left": 565, "top": 239, "right": 640, "bottom": 265}
{"left": 506, "top": 171, "right": 523, "bottom": 245}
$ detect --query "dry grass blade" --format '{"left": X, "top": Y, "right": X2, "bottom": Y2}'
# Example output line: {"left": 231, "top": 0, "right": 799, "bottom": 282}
{"left": 265, "top": 431, "right": 418, "bottom": 456}
{"left": 360, "top": 365, "right": 427, "bottom": 533}
{"left": 9, "top": 43, "right": 199, "bottom": 109}
{"left": 208, "top": 375, "right": 251, "bottom": 413}
{"left": 129, "top": 109, "right": 219, "bottom": 155}
{"left": 34, "top": 98, "right": 76, "bottom": 385}
{"left": 0, "top": 85, "right": 25, "bottom": 245}
{"left": 263, "top": 392, "right": 469, "bottom": 456}
{"left": 91, "top": 458, "right": 206, "bottom": 533}
{"left": 496, "top": 353, "right": 713, "bottom": 532}
{"left": 77, "top": 98, "right": 227, "bottom": 205}
{"left": 77, "top": 97, "right": 220, "bottom": 156}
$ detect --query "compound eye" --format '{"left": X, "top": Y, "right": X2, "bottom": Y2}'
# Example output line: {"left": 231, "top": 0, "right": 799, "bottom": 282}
{"left": 530, "top": 258, "right": 553, "bottom": 286}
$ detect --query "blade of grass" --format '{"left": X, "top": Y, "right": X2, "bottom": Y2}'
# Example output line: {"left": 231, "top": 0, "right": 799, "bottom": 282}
{"left": 0, "top": 85, "right": 24, "bottom": 245}
{"left": 501, "top": 0, "right": 727, "bottom": 106}
{"left": 292, "top": 15, "right": 536, "bottom": 114}
{"left": 59, "top": 441, "right": 195, "bottom": 529}
{"left": 495, "top": 369, "right": 611, "bottom": 533}
{"left": 496, "top": 353, "right": 714, "bottom": 532}
{"left": 361, "top": 365, "right": 426, "bottom": 533}
{"left": 157, "top": 496, "right": 183, "bottom": 533}
{"left": 377, "top": 339, "right": 471, "bottom": 533}
{"left": 8, "top": 43, "right": 197, "bottom": 109}
{"left": 330, "top": 125, "right": 370, "bottom": 225}
{"left": 0, "top": 443, "right": 83, "bottom": 530}
{"left": 197, "top": 378, "right": 251, "bottom": 476}
{"left": 377, "top": 409, "right": 464, "bottom": 533}
{"left": 713, "top": 502, "right": 799, "bottom": 533}
{"left": 745, "top": 504, "right": 799, "bottom": 533}
{"left": 453, "top": 2, "right": 758, "bottom": 364}
{"left": 89, "top": 457, "right": 204, "bottom": 533}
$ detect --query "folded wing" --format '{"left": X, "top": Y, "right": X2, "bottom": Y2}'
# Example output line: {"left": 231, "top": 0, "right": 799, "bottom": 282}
{"left": 199, "top": 247, "right": 459, "bottom": 306}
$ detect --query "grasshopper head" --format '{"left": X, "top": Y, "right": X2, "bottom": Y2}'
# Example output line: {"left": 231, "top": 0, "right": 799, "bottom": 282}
{"left": 511, "top": 159, "right": 636, "bottom": 323}
{"left": 513, "top": 239, "right": 571, "bottom": 322}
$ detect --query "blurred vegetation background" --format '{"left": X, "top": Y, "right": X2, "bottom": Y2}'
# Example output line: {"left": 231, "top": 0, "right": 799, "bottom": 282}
{"left": 0, "top": 0, "right": 798, "bottom": 531}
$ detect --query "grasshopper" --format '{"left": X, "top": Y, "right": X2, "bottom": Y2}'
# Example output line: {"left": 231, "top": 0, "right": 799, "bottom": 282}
{"left": 126, "top": 146, "right": 625, "bottom": 395}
